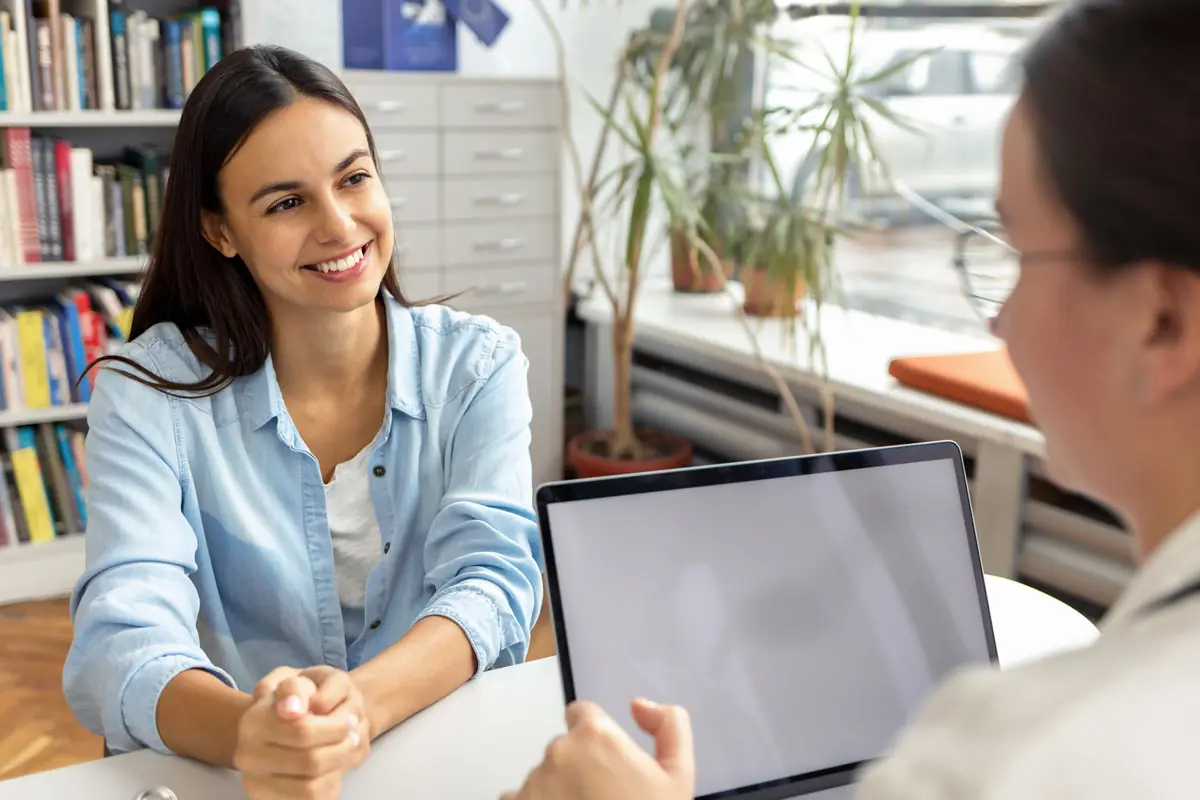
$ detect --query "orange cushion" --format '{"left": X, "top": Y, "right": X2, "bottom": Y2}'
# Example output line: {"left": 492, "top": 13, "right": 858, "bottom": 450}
{"left": 888, "top": 349, "right": 1033, "bottom": 425}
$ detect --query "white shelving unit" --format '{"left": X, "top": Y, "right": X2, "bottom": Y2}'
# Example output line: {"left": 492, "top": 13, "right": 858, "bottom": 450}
{"left": 0, "top": 257, "right": 144, "bottom": 280}
{"left": 0, "top": 403, "right": 89, "bottom": 427}
{"left": 0, "top": 533, "right": 86, "bottom": 604}
{"left": 0, "top": 0, "right": 211, "bottom": 602}
{"left": 0, "top": 0, "right": 351, "bottom": 605}
{"left": 0, "top": 110, "right": 182, "bottom": 127}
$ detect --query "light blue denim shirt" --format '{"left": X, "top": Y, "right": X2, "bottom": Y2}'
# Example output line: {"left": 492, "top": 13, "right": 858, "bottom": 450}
{"left": 63, "top": 296, "right": 545, "bottom": 754}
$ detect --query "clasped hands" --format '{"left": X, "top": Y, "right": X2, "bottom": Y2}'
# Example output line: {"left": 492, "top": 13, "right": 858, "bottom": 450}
{"left": 234, "top": 665, "right": 372, "bottom": 800}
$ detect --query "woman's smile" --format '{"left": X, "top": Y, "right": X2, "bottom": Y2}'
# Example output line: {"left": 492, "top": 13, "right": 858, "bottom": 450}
{"left": 303, "top": 241, "right": 373, "bottom": 283}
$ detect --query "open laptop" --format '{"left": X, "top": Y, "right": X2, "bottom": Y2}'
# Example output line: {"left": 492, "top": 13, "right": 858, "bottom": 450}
{"left": 535, "top": 440, "right": 997, "bottom": 800}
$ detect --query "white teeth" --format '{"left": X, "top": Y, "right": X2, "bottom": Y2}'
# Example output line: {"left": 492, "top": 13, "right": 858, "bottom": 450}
{"left": 313, "top": 245, "right": 366, "bottom": 273}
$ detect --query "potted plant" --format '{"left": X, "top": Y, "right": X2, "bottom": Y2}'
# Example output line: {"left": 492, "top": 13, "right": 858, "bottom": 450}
{"left": 630, "top": 0, "right": 782, "bottom": 294}
{"left": 563, "top": 0, "right": 702, "bottom": 479}
{"left": 667, "top": 150, "right": 743, "bottom": 293}
{"left": 736, "top": 4, "right": 923, "bottom": 316}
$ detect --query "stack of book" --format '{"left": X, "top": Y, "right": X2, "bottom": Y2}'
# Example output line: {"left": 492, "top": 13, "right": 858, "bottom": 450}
{"left": 0, "top": 277, "right": 137, "bottom": 411}
{"left": 0, "top": 420, "right": 86, "bottom": 545}
{"left": 0, "top": 127, "right": 165, "bottom": 263}
{"left": 0, "top": 2, "right": 229, "bottom": 114}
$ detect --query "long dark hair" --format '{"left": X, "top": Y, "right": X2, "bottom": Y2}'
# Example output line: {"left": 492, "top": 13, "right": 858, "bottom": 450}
{"left": 1022, "top": 0, "right": 1200, "bottom": 272}
{"left": 88, "top": 45, "right": 408, "bottom": 396}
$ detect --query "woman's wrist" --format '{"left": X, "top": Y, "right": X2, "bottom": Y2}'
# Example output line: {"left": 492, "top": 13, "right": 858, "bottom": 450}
{"left": 157, "top": 668, "right": 255, "bottom": 767}
{"left": 350, "top": 669, "right": 393, "bottom": 742}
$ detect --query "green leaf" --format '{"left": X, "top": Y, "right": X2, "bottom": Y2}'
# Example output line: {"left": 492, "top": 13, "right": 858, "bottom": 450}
{"left": 583, "top": 89, "right": 641, "bottom": 151}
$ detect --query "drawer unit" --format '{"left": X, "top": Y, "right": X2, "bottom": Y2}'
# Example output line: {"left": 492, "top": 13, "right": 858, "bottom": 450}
{"left": 343, "top": 73, "right": 564, "bottom": 485}
{"left": 374, "top": 132, "right": 439, "bottom": 178}
{"left": 442, "top": 132, "right": 558, "bottom": 175}
{"left": 396, "top": 224, "right": 441, "bottom": 269}
{"left": 442, "top": 263, "right": 556, "bottom": 309}
{"left": 400, "top": 268, "right": 442, "bottom": 301}
{"left": 387, "top": 179, "right": 441, "bottom": 225}
{"left": 442, "top": 176, "right": 557, "bottom": 222}
{"left": 348, "top": 77, "right": 439, "bottom": 130}
{"left": 440, "top": 83, "right": 559, "bottom": 129}
{"left": 471, "top": 308, "right": 562, "bottom": 491}
{"left": 442, "top": 219, "right": 558, "bottom": 267}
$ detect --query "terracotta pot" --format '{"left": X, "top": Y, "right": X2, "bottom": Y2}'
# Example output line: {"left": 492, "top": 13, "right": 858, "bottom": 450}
{"left": 669, "top": 229, "right": 734, "bottom": 294}
{"left": 566, "top": 429, "right": 693, "bottom": 479}
{"left": 741, "top": 267, "right": 806, "bottom": 318}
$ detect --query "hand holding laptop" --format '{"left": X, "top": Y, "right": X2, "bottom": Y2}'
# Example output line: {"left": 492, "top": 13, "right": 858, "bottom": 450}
{"left": 500, "top": 698, "right": 695, "bottom": 800}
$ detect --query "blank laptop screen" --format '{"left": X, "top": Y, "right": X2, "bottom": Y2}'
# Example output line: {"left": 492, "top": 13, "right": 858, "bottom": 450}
{"left": 541, "top": 447, "right": 995, "bottom": 798}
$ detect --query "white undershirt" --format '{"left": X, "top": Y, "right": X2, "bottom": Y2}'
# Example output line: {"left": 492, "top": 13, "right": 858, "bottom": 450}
{"left": 323, "top": 443, "right": 384, "bottom": 646}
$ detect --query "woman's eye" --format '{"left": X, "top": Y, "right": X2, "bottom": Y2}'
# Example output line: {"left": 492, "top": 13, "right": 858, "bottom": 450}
{"left": 344, "top": 171, "right": 371, "bottom": 187}
{"left": 267, "top": 197, "right": 301, "bottom": 215}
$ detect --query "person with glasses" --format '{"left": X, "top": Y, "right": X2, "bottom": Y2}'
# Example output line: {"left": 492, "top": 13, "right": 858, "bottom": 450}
{"left": 501, "top": 1, "right": 1200, "bottom": 797}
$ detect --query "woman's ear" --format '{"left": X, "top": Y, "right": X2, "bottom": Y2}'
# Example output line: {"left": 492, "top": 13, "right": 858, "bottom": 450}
{"left": 201, "top": 210, "right": 238, "bottom": 258}
{"left": 1137, "top": 264, "right": 1200, "bottom": 406}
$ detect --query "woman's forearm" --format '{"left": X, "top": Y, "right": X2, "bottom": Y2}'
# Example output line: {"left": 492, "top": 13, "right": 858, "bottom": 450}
{"left": 157, "top": 668, "right": 254, "bottom": 767}
{"left": 351, "top": 615, "right": 476, "bottom": 739}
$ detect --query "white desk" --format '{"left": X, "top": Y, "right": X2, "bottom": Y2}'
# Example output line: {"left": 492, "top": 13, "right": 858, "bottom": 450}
{"left": 574, "top": 283, "right": 1135, "bottom": 607}
{"left": 0, "top": 576, "right": 1097, "bottom": 800}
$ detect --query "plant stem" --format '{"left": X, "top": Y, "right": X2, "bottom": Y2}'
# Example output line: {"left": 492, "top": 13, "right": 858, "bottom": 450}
{"left": 562, "top": 67, "right": 626, "bottom": 306}
{"left": 610, "top": 0, "right": 690, "bottom": 459}
{"left": 692, "top": 238, "right": 816, "bottom": 455}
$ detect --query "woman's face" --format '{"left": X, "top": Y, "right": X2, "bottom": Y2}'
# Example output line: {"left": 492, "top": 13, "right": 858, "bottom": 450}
{"left": 994, "top": 99, "right": 1199, "bottom": 508}
{"left": 994, "top": 99, "right": 1143, "bottom": 501}
{"left": 203, "top": 97, "right": 394, "bottom": 320}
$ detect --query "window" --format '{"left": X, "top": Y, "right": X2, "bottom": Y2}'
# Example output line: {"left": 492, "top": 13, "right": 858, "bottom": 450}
{"left": 758, "top": 4, "right": 1047, "bottom": 334}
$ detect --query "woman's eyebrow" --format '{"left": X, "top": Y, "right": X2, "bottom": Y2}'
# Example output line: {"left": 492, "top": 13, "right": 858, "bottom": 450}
{"left": 249, "top": 148, "right": 372, "bottom": 205}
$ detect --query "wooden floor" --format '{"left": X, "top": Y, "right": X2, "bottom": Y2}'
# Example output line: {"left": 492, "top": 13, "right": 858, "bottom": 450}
{"left": 0, "top": 595, "right": 556, "bottom": 782}
{"left": 0, "top": 597, "right": 102, "bottom": 781}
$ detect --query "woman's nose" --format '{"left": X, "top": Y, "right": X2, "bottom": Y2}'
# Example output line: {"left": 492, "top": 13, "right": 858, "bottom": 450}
{"left": 316, "top": 199, "right": 355, "bottom": 242}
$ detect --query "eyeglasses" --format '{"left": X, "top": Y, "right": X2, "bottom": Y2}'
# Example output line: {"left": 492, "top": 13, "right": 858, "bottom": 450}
{"left": 953, "top": 225, "right": 1019, "bottom": 322}
{"left": 952, "top": 224, "right": 1081, "bottom": 322}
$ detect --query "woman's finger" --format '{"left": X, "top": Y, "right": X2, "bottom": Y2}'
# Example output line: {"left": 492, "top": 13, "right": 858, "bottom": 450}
{"left": 253, "top": 666, "right": 302, "bottom": 702}
{"left": 237, "top": 734, "right": 360, "bottom": 779}
{"left": 272, "top": 675, "right": 319, "bottom": 721}
{"left": 265, "top": 709, "right": 360, "bottom": 749}
{"left": 304, "top": 668, "right": 353, "bottom": 716}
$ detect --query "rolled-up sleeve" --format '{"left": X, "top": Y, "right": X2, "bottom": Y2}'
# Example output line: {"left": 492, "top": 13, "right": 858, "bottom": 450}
{"left": 63, "top": 348, "right": 234, "bottom": 754}
{"left": 418, "top": 327, "right": 544, "bottom": 673}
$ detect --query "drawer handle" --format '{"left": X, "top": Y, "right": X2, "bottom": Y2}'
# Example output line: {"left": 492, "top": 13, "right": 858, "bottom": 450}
{"left": 473, "top": 147, "right": 525, "bottom": 162}
{"left": 475, "top": 100, "right": 526, "bottom": 114}
{"left": 473, "top": 193, "right": 525, "bottom": 207}
{"left": 472, "top": 237, "right": 524, "bottom": 252}
{"left": 471, "top": 280, "right": 529, "bottom": 296}
{"left": 378, "top": 150, "right": 406, "bottom": 162}
{"left": 374, "top": 100, "right": 407, "bottom": 112}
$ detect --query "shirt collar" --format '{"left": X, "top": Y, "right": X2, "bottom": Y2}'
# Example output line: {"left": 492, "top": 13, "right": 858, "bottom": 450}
{"left": 242, "top": 294, "right": 426, "bottom": 430}
{"left": 1101, "top": 508, "right": 1200, "bottom": 632}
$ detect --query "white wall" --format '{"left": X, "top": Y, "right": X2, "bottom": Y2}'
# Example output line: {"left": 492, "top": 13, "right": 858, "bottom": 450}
{"left": 245, "top": 0, "right": 668, "bottom": 289}
{"left": 457, "top": 0, "right": 673, "bottom": 289}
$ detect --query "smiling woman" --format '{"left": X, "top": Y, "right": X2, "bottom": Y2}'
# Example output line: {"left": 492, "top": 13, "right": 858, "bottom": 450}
{"left": 62, "top": 45, "right": 544, "bottom": 800}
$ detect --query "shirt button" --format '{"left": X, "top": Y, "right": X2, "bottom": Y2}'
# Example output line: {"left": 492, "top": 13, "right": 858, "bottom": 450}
{"left": 383, "top": 542, "right": 391, "bottom": 554}
{"left": 369, "top": 619, "right": 381, "bottom": 630}
{"left": 373, "top": 465, "right": 386, "bottom": 477}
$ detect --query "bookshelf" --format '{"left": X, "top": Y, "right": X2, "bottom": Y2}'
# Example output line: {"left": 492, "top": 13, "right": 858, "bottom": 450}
{"left": 0, "top": 402, "right": 87, "bottom": 425}
{"left": 0, "top": 109, "right": 182, "bottom": 127}
{"left": 0, "top": 532, "right": 85, "bottom": 603}
{"left": 0, "top": 0, "right": 243, "bottom": 601}
{"left": 0, "top": 255, "right": 142, "bottom": 279}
